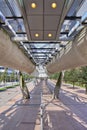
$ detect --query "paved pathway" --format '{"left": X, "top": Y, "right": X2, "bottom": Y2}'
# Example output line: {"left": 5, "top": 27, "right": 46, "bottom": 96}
{"left": 45, "top": 80, "right": 87, "bottom": 130}
{"left": 0, "top": 81, "right": 42, "bottom": 130}
{"left": 0, "top": 80, "right": 87, "bottom": 130}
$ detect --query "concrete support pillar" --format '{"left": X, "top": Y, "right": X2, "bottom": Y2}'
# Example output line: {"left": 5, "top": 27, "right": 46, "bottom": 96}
{"left": 53, "top": 72, "right": 63, "bottom": 99}
{"left": 19, "top": 72, "right": 30, "bottom": 99}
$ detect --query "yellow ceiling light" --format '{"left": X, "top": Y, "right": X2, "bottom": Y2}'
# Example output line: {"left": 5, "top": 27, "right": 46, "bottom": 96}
{"left": 51, "top": 3, "right": 57, "bottom": 9}
{"left": 48, "top": 33, "right": 52, "bottom": 37}
{"left": 35, "top": 33, "right": 39, "bottom": 37}
{"left": 31, "top": 3, "right": 37, "bottom": 8}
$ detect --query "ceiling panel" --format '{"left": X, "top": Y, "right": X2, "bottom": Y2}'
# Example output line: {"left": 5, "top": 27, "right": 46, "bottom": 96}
{"left": 20, "top": 0, "right": 66, "bottom": 41}
{"left": 24, "top": 0, "right": 43, "bottom": 15}
{"left": 27, "top": 16, "right": 43, "bottom": 30}
{"left": 44, "top": 16, "right": 60, "bottom": 30}
{"left": 31, "top": 31, "right": 43, "bottom": 40}
{"left": 44, "top": 0, "right": 65, "bottom": 15}
{"left": 44, "top": 31, "right": 56, "bottom": 40}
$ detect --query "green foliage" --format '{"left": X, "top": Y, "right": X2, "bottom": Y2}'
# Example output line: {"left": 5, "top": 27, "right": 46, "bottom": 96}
{"left": 79, "top": 67, "right": 87, "bottom": 94}
{"left": 10, "top": 71, "right": 15, "bottom": 82}
{"left": 0, "top": 68, "right": 8, "bottom": 83}
{"left": 64, "top": 69, "right": 80, "bottom": 83}
{"left": 0, "top": 87, "right": 7, "bottom": 91}
{"left": 0, "top": 72, "right": 2, "bottom": 82}
{"left": 50, "top": 73, "right": 59, "bottom": 80}
{"left": 6, "top": 84, "right": 19, "bottom": 89}
{"left": 22, "top": 73, "right": 33, "bottom": 81}
{"left": 0, "top": 68, "right": 32, "bottom": 83}
{"left": 79, "top": 67, "right": 87, "bottom": 84}
{"left": 64, "top": 66, "right": 87, "bottom": 92}
{"left": 0, "top": 84, "right": 19, "bottom": 92}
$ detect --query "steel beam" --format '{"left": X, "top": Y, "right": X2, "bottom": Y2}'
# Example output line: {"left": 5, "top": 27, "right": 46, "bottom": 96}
{"left": 16, "top": 32, "right": 26, "bottom": 34}
{"left": 23, "top": 41, "right": 60, "bottom": 44}
{"left": 27, "top": 48, "right": 55, "bottom": 50}
{"left": 6, "top": 16, "right": 23, "bottom": 19}
{"left": 65, "top": 16, "right": 81, "bottom": 20}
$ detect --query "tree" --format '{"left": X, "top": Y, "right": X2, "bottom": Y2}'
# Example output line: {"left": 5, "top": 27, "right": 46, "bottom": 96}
{"left": 64, "top": 69, "right": 79, "bottom": 89}
{"left": 0, "top": 68, "right": 8, "bottom": 85}
{"left": 0, "top": 72, "right": 2, "bottom": 83}
{"left": 10, "top": 71, "right": 15, "bottom": 82}
{"left": 22, "top": 73, "right": 30, "bottom": 81}
{"left": 50, "top": 73, "right": 59, "bottom": 80}
{"left": 80, "top": 66, "right": 87, "bottom": 94}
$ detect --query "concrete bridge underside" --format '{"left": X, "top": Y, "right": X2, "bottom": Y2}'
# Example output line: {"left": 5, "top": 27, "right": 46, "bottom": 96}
{"left": 0, "top": 27, "right": 87, "bottom": 74}
{"left": 0, "top": 29, "right": 35, "bottom": 73}
{"left": 47, "top": 27, "right": 87, "bottom": 73}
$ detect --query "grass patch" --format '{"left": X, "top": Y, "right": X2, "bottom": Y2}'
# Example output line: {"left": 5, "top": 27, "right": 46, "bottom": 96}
{"left": 6, "top": 85, "right": 15, "bottom": 89}
{"left": 6, "top": 84, "right": 19, "bottom": 89}
{"left": 0, "top": 87, "right": 7, "bottom": 91}
{"left": 14, "top": 84, "right": 19, "bottom": 86}
{"left": 0, "top": 84, "right": 19, "bottom": 92}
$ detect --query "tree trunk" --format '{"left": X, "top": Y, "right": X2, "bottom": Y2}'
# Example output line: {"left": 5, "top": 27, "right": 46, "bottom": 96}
{"left": 85, "top": 84, "right": 87, "bottom": 94}
{"left": 19, "top": 72, "right": 30, "bottom": 99}
{"left": 53, "top": 72, "right": 63, "bottom": 99}
{"left": 73, "top": 82, "right": 75, "bottom": 89}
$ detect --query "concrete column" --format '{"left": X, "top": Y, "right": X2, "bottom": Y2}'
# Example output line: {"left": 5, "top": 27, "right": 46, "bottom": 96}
{"left": 53, "top": 72, "right": 63, "bottom": 99}
{"left": 19, "top": 72, "right": 30, "bottom": 99}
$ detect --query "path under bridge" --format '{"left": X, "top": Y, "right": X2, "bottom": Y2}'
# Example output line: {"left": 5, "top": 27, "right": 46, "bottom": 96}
{"left": 0, "top": 1, "right": 87, "bottom": 130}
{"left": 0, "top": 80, "right": 87, "bottom": 130}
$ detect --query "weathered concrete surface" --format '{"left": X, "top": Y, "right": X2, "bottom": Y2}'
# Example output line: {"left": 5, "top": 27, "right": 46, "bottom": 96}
{"left": 47, "top": 27, "right": 87, "bottom": 73}
{"left": 0, "top": 29, "right": 35, "bottom": 73}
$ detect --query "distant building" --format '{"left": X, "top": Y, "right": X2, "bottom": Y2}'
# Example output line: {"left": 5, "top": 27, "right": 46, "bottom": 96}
{"left": 0, "top": 66, "right": 18, "bottom": 74}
